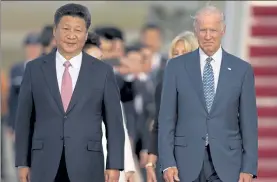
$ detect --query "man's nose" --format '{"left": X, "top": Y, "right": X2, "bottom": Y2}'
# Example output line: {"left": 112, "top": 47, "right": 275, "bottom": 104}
{"left": 67, "top": 31, "right": 77, "bottom": 40}
{"left": 204, "top": 31, "right": 212, "bottom": 40}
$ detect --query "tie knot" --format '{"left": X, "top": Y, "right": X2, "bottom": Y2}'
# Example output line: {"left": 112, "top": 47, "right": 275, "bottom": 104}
{"left": 63, "top": 61, "right": 71, "bottom": 68}
{"left": 206, "top": 57, "right": 213, "bottom": 63}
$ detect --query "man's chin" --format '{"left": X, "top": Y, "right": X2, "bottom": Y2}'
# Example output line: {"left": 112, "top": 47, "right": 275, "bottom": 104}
{"left": 63, "top": 48, "right": 80, "bottom": 55}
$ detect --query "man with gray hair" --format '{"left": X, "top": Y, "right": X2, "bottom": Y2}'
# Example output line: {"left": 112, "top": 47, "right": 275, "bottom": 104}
{"left": 158, "top": 5, "right": 258, "bottom": 182}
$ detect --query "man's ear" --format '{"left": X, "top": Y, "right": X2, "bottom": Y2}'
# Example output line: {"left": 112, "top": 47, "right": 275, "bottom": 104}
{"left": 222, "top": 24, "right": 226, "bottom": 36}
{"left": 53, "top": 26, "right": 57, "bottom": 38}
{"left": 85, "top": 32, "right": 88, "bottom": 41}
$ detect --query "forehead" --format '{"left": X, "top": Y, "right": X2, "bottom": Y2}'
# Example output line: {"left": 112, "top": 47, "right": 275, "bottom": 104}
{"left": 144, "top": 28, "right": 161, "bottom": 36}
{"left": 59, "top": 16, "right": 86, "bottom": 27}
{"left": 142, "top": 47, "right": 151, "bottom": 53}
{"left": 175, "top": 40, "right": 185, "bottom": 46}
{"left": 197, "top": 13, "right": 222, "bottom": 26}
{"left": 173, "top": 41, "right": 186, "bottom": 51}
{"left": 128, "top": 51, "right": 142, "bottom": 57}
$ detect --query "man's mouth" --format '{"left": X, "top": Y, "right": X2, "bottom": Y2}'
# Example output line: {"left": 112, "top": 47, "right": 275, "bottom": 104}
{"left": 66, "top": 43, "right": 76, "bottom": 46}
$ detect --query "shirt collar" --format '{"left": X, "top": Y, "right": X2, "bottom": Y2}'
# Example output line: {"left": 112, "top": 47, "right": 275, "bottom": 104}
{"left": 56, "top": 50, "right": 82, "bottom": 68}
{"left": 199, "top": 46, "right": 222, "bottom": 62}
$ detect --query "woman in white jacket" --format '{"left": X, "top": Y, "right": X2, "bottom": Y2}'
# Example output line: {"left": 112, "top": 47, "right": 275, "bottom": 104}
{"left": 83, "top": 34, "right": 136, "bottom": 181}
{"left": 102, "top": 103, "right": 136, "bottom": 182}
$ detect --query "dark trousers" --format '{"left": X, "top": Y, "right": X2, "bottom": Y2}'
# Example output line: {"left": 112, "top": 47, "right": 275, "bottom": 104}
{"left": 193, "top": 146, "right": 222, "bottom": 182}
{"left": 55, "top": 148, "right": 70, "bottom": 182}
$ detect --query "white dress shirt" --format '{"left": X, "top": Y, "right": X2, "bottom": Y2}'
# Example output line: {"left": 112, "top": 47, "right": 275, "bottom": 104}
{"left": 56, "top": 50, "right": 82, "bottom": 92}
{"left": 102, "top": 102, "right": 136, "bottom": 181}
{"left": 199, "top": 46, "right": 222, "bottom": 92}
{"left": 151, "top": 52, "right": 162, "bottom": 70}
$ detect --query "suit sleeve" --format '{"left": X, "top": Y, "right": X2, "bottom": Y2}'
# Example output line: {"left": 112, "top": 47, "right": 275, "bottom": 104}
{"left": 102, "top": 66, "right": 125, "bottom": 171}
{"left": 14, "top": 63, "right": 35, "bottom": 167}
{"left": 239, "top": 65, "right": 258, "bottom": 177}
{"left": 148, "top": 81, "right": 163, "bottom": 155}
{"left": 158, "top": 60, "right": 178, "bottom": 171}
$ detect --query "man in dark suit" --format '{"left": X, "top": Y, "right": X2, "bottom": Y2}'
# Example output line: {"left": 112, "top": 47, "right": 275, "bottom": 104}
{"left": 15, "top": 4, "right": 124, "bottom": 182}
{"left": 95, "top": 27, "right": 140, "bottom": 143}
{"left": 83, "top": 32, "right": 134, "bottom": 104}
{"left": 158, "top": 6, "right": 258, "bottom": 182}
{"left": 7, "top": 32, "right": 41, "bottom": 133}
{"left": 139, "top": 23, "right": 168, "bottom": 86}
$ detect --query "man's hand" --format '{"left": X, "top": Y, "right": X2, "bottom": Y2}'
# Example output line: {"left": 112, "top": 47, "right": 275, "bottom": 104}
{"left": 163, "top": 167, "right": 180, "bottom": 182}
{"left": 139, "top": 150, "right": 148, "bottom": 168}
{"left": 146, "top": 166, "right": 157, "bottom": 182}
{"left": 7, "top": 127, "right": 15, "bottom": 141}
{"left": 105, "top": 169, "right": 120, "bottom": 182}
{"left": 146, "top": 154, "right": 158, "bottom": 182}
{"left": 125, "top": 171, "right": 135, "bottom": 182}
{"left": 115, "top": 57, "right": 152, "bottom": 75}
{"left": 238, "top": 173, "right": 253, "bottom": 182}
{"left": 18, "top": 167, "right": 30, "bottom": 182}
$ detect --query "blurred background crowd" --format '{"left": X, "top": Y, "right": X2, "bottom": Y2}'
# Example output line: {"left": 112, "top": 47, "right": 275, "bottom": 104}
{"left": 1, "top": 1, "right": 277, "bottom": 182}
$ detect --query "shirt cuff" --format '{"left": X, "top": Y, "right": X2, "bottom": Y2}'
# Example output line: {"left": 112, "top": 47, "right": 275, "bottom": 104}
{"left": 124, "top": 74, "right": 135, "bottom": 82}
{"left": 163, "top": 166, "right": 177, "bottom": 172}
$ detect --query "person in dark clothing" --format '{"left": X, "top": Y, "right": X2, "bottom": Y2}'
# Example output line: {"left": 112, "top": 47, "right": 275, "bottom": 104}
{"left": 83, "top": 32, "right": 136, "bottom": 182}
{"left": 83, "top": 31, "right": 134, "bottom": 103}
{"left": 7, "top": 32, "right": 41, "bottom": 132}
{"left": 146, "top": 31, "right": 198, "bottom": 182}
{"left": 15, "top": 4, "right": 124, "bottom": 182}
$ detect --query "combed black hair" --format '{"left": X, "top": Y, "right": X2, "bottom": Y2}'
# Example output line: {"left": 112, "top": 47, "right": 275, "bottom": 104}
{"left": 125, "top": 44, "right": 143, "bottom": 54}
{"left": 94, "top": 26, "right": 124, "bottom": 41}
{"left": 40, "top": 25, "right": 54, "bottom": 47}
{"left": 84, "top": 32, "right": 101, "bottom": 49}
{"left": 54, "top": 3, "right": 91, "bottom": 30}
{"left": 140, "top": 23, "right": 162, "bottom": 34}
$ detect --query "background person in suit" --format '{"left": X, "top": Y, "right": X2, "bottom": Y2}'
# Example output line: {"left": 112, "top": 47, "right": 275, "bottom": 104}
{"left": 158, "top": 5, "right": 258, "bottom": 182}
{"left": 7, "top": 32, "right": 41, "bottom": 137}
{"left": 15, "top": 3, "right": 124, "bottom": 182}
{"left": 146, "top": 31, "right": 198, "bottom": 182}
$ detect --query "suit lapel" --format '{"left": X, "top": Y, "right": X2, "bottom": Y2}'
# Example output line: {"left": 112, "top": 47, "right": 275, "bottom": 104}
{"left": 41, "top": 50, "right": 65, "bottom": 114}
{"left": 209, "top": 50, "right": 231, "bottom": 114}
{"left": 184, "top": 49, "right": 208, "bottom": 113}
{"left": 66, "top": 52, "right": 93, "bottom": 114}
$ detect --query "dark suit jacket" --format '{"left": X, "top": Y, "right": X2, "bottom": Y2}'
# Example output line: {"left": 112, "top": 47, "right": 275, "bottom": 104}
{"left": 103, "top": 58, "right": 136, "bottom": 137}
{"left": 7, "top": 62, "right": 25, "bottom": 130}
{"left": 15, "top": 50, "right": 125, "bottom": 182}
{"left": 116, "top": 74, "right": 134, "bottom": 103}
{"left": 135, "top": 57, "right": 167, "bottom": 150}
{"left": 115, "top": 74, "right": 136, "bottom": 138}
{"left": 148, "top": 74, "right": 163, "bottom": 155}
{"left": 148, "top": 58, "right": 167, "bottom": 155}
{"left": 158, "top": 49, "right": 258, "bottom": 182}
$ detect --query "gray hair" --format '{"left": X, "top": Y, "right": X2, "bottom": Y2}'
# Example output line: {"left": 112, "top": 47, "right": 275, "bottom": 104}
{"left": 192, "top": 5, "right": 225, "bottom": 30}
